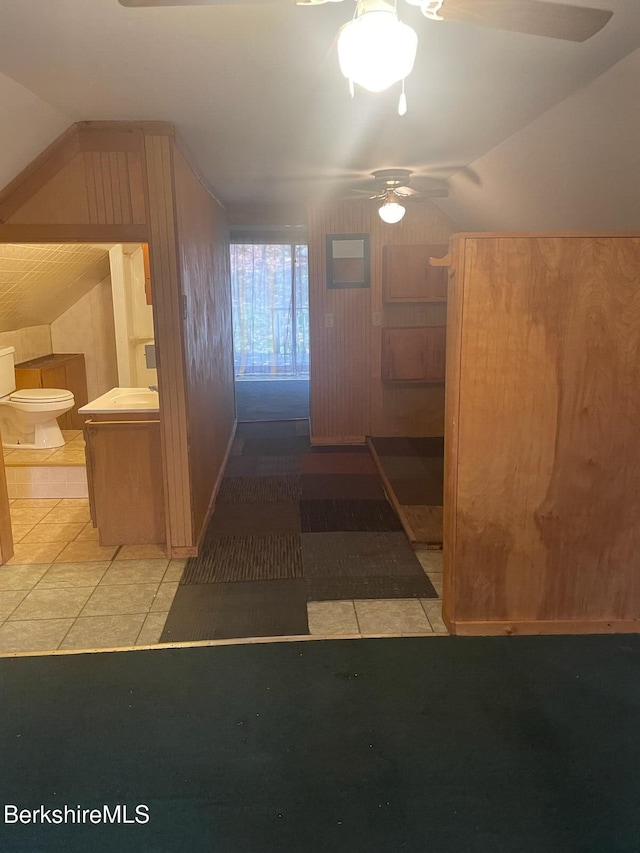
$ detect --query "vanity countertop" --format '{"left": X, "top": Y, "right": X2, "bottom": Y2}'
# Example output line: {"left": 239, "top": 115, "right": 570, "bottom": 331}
{"left": 78, "top": 387, "right": 159, "bottom": 415}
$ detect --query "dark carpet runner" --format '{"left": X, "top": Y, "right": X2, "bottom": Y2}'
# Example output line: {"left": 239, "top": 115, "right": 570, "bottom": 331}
{"left": 235, "top": 379, "right": 309, "bottom": 421}
{"left": 162, "top": 420, "right": 437, "bottom": 642}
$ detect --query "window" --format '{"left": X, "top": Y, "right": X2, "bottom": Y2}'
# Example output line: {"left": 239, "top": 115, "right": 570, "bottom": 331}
{"left": 230, "top": 243, "right": 309, "bottom": 378}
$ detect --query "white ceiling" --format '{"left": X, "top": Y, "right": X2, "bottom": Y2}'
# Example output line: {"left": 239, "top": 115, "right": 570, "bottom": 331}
{"left": 0, "top": 0, "right": 638, "bottom": 223}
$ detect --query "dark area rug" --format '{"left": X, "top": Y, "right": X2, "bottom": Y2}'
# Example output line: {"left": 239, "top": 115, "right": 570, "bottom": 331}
{"left": 241, "top": 436, "right": 311, "bottom": 456}
{"left": 306, "top": 576, "right": 436, "bottom": 600}
{"left": 301, "top": 532, "right": 428, "bottom": 577}
{"left": 204, "top": 502, "right": 301, "bottom": 537}
{"left": 300, "top": 499, "right": 403, "bottom": 533}
{"left": 181, "top": 533, "right": 303, "bottom": 584}
{"left": 161, "top": 580, "right": 309, "bottom": 641}
{"left": 236, "top": 379, "right": 309, "bottom": 421}
{"left": 163, "top": 421, "right": 436, "bottom": 642}
{"left": 300, "top": 474, "right": 385, "bottom": 501}
{"left": 302, "top": 531, "right": 437, "bottom": 600}
{"left": 4, "top": 635, "right": 640, "bottom": 852}
{"left": 217, "top": 474, "right": 301, "bottom": 504}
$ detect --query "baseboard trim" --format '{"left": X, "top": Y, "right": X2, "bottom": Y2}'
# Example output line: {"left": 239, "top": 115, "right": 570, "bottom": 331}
{"left": 187, "top": 419, "right": 237, "bottom": 559}
{"left": 310, "top": 436, "right": 366, "bottom": 446}
{"left": 452, "top": 619, "right": 640, "bottom": 636}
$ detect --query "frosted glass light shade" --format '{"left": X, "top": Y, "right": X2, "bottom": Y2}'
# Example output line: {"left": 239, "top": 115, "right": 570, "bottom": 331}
{"left": 337, "top": 10, "right": 418, "bottom": 93}
{"left": 378, "top": 201, "right": 406, "bottom": 223}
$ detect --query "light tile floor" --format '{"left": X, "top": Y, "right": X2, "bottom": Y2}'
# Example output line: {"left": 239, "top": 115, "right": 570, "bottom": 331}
{"left": 1, "top": 499, "right": 446, "bottom": 653}
{"left": 3, "top": 431, "right": 86, "bottom": 466}
{"left": 0, "top": 498, "right": 184, "bottom": 654}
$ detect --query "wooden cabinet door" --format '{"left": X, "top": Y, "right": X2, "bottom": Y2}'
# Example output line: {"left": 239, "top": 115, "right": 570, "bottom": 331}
{"left": 424, "top": 326, "right": 447, "bottom": 382}
{"left": 13, "top": 367, "right": 42, "bottom": 389}
{"left": 382, "top": 326, "right": 446, "bottom": 382}
{"left": 383, "top": 244, "right": 449, "bottom": 302}
{"left": 84, "top": 419, "right": 165, "bottom": 546}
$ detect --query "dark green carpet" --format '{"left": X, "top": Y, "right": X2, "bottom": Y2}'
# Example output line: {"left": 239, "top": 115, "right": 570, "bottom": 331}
{"left": 2, "top": 635, "right": 640, "bottom": 852}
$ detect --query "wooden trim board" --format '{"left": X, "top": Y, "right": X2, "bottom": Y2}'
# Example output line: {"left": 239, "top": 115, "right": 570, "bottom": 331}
{"left": 453, "top": 620, "right": 640, "bottom": 636}
{"left": 366, "top": 436, "right": 417, "bottom": 542}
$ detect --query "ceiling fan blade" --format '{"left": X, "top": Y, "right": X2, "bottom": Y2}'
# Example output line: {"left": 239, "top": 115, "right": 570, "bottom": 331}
{"left": 437, "top": 0, "right": 613, "bottom": 42}
{"left": 407, "top": 188, "right": 450, "bottom": 199}
{"left": 118, "top": 0, "right": 274, "bottom": 7}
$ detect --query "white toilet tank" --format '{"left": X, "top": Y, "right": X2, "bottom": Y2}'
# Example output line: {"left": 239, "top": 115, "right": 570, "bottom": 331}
{"left": 0, "top": 346, "right": 17, "bottom": 397}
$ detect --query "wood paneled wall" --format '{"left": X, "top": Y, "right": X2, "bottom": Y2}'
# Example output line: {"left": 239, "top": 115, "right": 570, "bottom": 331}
{"left": 445, "top": 234, "right": 640, "bottom": 634}
{"left": 172, "top": 146, "right": 236, "bottom": 543}
{"left": 307, "top": 200, "right": 457, "bottom": 442}
{"left": 0, "top": 121, "right": 234, "bottom": 559}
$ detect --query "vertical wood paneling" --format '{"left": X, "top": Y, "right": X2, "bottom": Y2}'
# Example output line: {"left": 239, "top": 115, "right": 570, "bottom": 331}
{"left": 308, "top": 201, "right": 371, "bottom": 442}
{"left": 144, "top": 134, "right": 192, "bottom": 551}
{"left": 172, "top": 146, "right": 235, "bottom": 542}
{"left": 307, "top": 199, "right": 457, "bottom": 442}
{"left": 447, "top": 234, "right": 640, "bottom": 633}
{"left": 128, "top": 151, "right": 147, "bottom": 224}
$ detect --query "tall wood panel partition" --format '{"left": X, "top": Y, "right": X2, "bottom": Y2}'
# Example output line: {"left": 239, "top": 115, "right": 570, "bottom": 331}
{"left": 444, "top": 234, "right": 640, "bottom": 634}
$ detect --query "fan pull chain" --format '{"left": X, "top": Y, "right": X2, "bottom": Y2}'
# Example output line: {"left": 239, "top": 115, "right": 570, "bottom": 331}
{"left": 349, "top": 79, "right": 355, "bottom": 99}
{"left": 398, "top": 79, "right": 407, "bottom": 116}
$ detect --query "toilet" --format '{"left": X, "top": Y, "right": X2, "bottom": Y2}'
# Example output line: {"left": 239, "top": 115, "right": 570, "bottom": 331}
{"left": 0, "top": 346, "right": 75, "bottom": 449}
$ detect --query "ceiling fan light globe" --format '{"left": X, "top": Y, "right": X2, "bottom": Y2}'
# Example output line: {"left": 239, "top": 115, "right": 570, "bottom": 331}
{"left": 378, "top": 201, "right": 406, "bottom": 224}
{"left": 337, "top": 11, "right": 418, "bottom": 93}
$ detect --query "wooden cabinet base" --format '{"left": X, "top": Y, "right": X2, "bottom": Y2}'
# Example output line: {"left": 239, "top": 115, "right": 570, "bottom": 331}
{"left": 449, "top": 619, "right": 640, "bottom": 636}
{"left": 84, "top": 418, "right": 165, "bottom": 546}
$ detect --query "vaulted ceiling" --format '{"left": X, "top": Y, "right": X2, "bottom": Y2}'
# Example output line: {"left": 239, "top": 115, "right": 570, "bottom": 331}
{"left": 0, "top": 0, "right": 639, "bottom": 229}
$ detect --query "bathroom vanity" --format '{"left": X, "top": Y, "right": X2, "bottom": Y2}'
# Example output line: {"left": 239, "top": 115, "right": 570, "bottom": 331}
{"left": 79, "top": 388, "right": 165, "bottom": 547}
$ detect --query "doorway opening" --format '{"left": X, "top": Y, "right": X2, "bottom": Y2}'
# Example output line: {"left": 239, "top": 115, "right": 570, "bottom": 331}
{"left": 230, "top": 241, "right": 309, "bottom": 422}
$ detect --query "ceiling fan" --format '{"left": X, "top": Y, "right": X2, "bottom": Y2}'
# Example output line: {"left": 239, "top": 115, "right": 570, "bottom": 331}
{"left": 119, "top": 0, "right": 613, "bottom": 113}
{"left": 348, "top": 168, "right": 449, "bottom": 223}
{"left": 118, "top": 0, "right": 614, "bottom": 45}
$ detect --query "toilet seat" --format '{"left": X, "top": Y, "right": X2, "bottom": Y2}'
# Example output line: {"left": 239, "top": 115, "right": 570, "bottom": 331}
{"left": 9, "top": 388, "right": 74, "bottom": 404}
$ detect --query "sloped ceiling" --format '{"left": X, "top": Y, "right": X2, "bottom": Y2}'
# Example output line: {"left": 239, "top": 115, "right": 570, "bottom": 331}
{"left": 436, "top": 44, "right": 640, "bottom": 231}
{"left": 0, "top": 244, "right": 111, "bottom": 334}
{"left": 0, "top": 0, "right": 639, "bottom": 217}
{"left": 0, "top": 2, "right": 639, "bottom": 229}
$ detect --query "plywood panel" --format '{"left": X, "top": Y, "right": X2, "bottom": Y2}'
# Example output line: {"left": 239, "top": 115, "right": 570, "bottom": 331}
{"left": 447, "top": 235, "right": 640, "bottom": 630}
{"left": 172, "top": 144, "right": 235, "bottom": 544}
